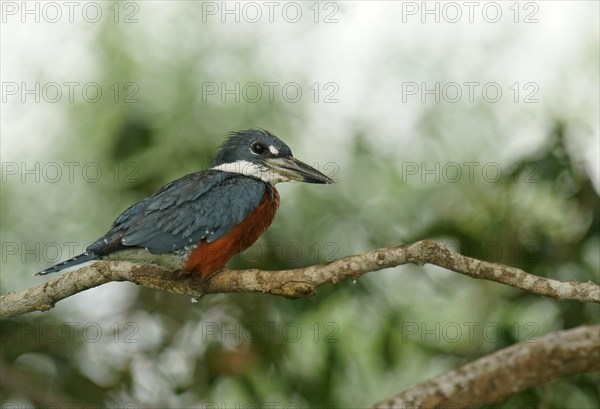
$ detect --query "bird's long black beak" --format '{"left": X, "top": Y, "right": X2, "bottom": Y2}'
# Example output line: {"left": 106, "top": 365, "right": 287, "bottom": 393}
{"left": 264, "top": 156, "right": 335, "bottom": 184}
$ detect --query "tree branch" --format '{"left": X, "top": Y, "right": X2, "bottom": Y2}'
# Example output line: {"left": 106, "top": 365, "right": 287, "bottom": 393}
{"left": 1, "top": 240, "right": 599, "bottom": 319}
{"left": 372, "top": 324, "right": 600, "bottom": 408}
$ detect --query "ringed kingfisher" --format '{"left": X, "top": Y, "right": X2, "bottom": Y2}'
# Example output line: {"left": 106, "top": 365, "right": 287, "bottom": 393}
{"left": 37, "top": 129, "right": 334, "bottom": 281}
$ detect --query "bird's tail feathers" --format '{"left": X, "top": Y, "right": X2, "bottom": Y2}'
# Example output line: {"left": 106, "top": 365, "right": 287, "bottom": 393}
{"left": 36, "top": 251, "right": 98, "bottom": 276}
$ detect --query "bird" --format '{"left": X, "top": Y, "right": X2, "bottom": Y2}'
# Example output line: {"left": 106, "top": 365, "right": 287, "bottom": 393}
{"left": 37, "top": 129, "right": 334, "bottom": 281}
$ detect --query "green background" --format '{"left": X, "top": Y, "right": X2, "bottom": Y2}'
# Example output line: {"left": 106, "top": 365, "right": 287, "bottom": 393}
{"left": 1, "top": 1, "right": 598, "bottom": 407}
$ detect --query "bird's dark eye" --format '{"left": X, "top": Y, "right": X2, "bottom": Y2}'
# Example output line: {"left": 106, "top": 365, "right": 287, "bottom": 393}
{"left": 251, "top": 142, "right": 266, "bottom": 155}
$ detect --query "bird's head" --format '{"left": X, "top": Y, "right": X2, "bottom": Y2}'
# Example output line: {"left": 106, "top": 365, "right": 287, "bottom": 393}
{"left": 212, "top": 129, "right": 334, "bottom": 185}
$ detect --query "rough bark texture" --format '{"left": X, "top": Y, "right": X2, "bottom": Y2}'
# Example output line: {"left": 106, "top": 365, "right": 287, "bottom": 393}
{"left": 1, "top": 240, "right": 599, "bottom": 319}
{"left": 372, "top": 325, "right": 600, "bottom": 409}
{"left": 1, "top": 240, "right": 599, "bottom": 407}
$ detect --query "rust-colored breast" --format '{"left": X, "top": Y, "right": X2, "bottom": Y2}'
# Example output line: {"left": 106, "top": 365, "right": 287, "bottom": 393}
{"left": 185, "top": 187, "right": 280, "bottom": 281}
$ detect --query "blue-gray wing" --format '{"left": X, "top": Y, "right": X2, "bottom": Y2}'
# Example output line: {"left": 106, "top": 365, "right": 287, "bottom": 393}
{"left": 87, "top": 170, "right": 267, "bottom": 255}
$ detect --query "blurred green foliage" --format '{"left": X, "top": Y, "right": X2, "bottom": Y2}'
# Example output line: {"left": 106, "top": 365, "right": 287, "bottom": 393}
{"left": 1, "top": 2, "right": 599, "bottom": 408}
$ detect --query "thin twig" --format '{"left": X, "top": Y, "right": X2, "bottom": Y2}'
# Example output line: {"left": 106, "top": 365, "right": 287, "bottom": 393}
{"left": 1, "top": 240, "right": 598, "bottom": 319}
